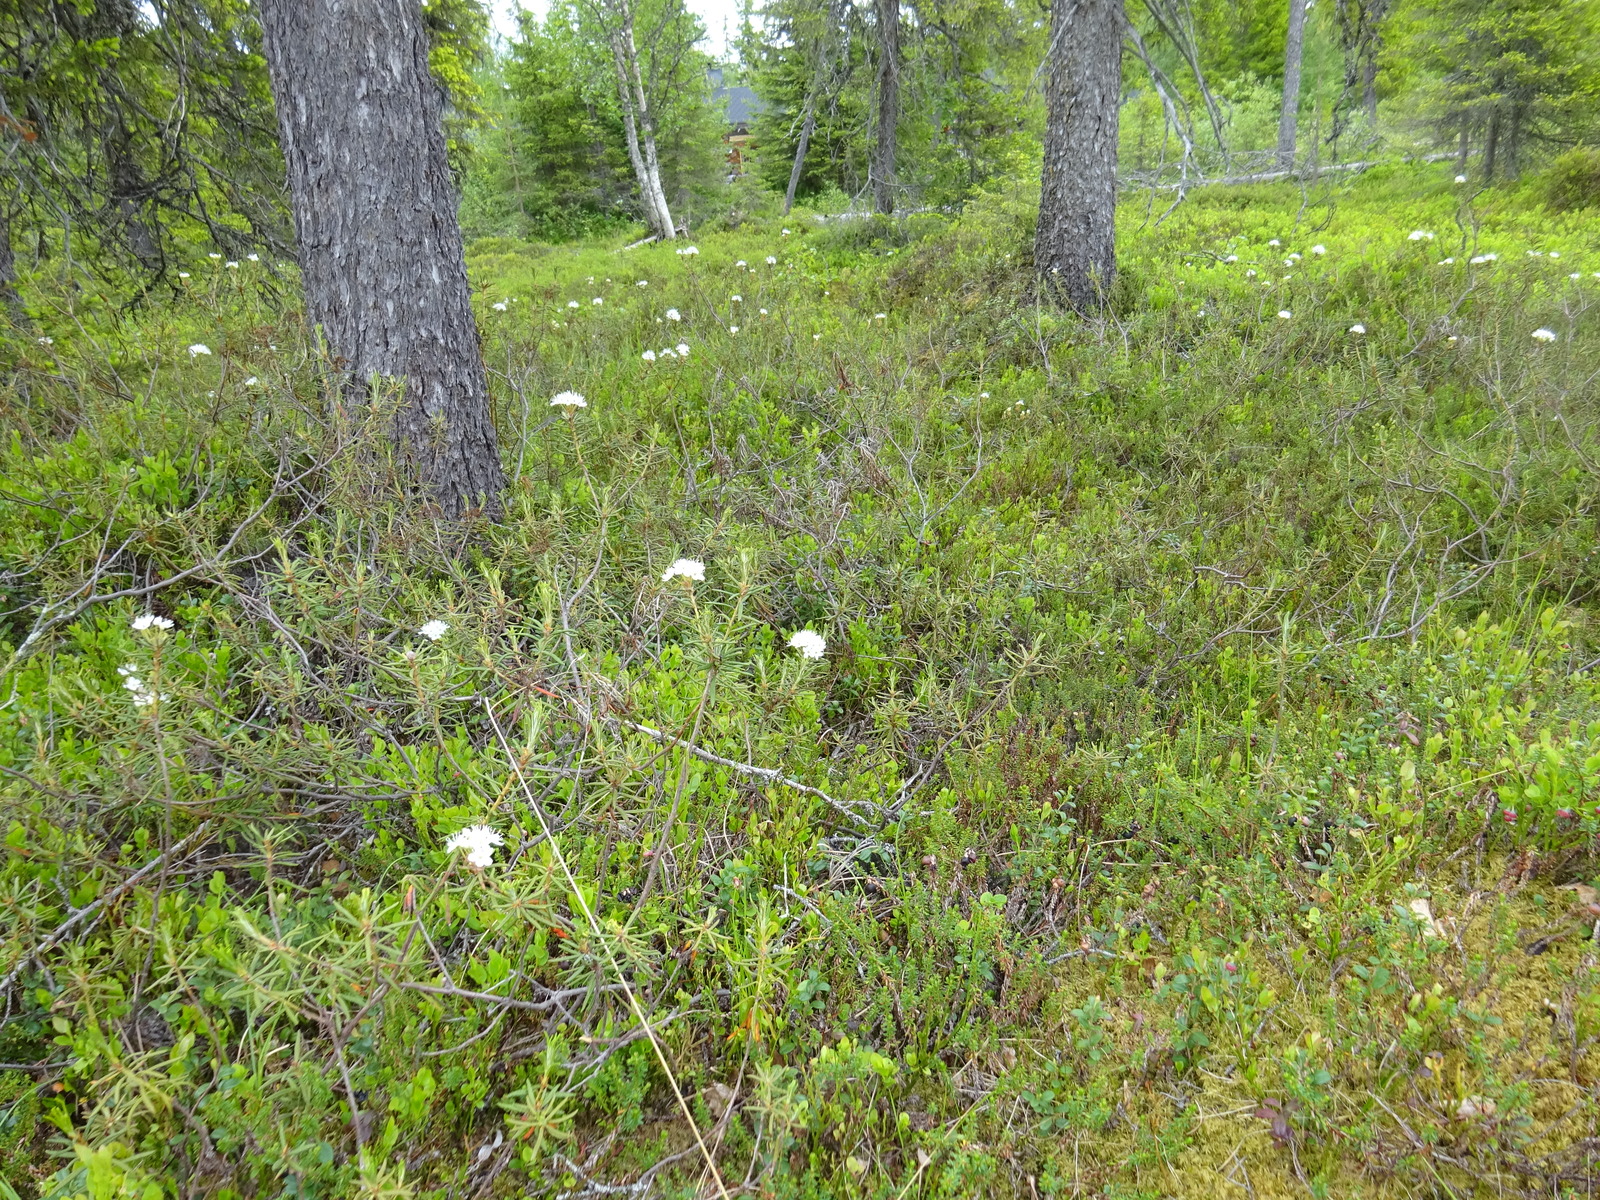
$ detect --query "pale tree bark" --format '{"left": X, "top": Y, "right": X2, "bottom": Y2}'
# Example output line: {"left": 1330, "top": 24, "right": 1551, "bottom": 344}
{"left": 871, "top": 0, "right": 899, "bottom": 214}
{"left": 598, "top": 0, "right": 676, "bottom": 240}
{"left": 258, "top": 0, "right": 504, "bottom": 518}
{"left": 1035, "top": 0, "right": 1123, "bottom": 312}
{"left": 1276, "top": 0, "right": 1308, "bottom": 168}
{"left": 784, "top": 90, "right": 818, "bottom": 216}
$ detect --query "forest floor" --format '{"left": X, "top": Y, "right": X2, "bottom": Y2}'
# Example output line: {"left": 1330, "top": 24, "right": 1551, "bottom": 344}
{"left": 3, "top": 162, "right": 1600, "bottom": 1199}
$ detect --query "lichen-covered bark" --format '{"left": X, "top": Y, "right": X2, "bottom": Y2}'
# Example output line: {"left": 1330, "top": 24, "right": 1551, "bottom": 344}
{"left": 258, "top": 0, "right": 504, "bottom": 518}
{"left": 1035, "top": 0, "right": 1123, "bottom": 312}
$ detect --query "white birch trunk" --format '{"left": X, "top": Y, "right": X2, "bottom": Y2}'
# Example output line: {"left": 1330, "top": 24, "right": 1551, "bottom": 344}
{"left": 605, "top": 0, "right": 676, "bottom": 240}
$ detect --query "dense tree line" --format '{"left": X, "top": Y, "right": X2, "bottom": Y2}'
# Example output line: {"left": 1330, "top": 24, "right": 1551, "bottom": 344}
{"left": 6, "top": 0, "right": 1597, "bottom": 286}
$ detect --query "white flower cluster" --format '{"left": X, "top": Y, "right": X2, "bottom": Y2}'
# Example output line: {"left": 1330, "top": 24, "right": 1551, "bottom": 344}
{"left": 661, "top": 558, "right": 705, "bottom": 583}
{"left": 788, "top": 630, "right": 826, "bottom": 660}
{"left": 1531, "top": 328, "right": 1559, "bottom": 343}
{"left": 419, "top": 619, "right": 449, "bottom": 641}
{"left": 118, "top": 663, "right": 166, "bottom": 708}
{"left": 132, "top": 613, "right": 174, "bottom": 632}
{"left": 550, "top": 391, "right": 587, "bottom": 409}
{"left": 445, "top": 824, "right": 504, "bottom": 869}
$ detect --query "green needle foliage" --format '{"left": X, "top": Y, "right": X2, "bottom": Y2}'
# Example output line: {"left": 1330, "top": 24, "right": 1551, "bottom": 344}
{"left": 3, "top": 164, "right": 1600, "bottom": 1197}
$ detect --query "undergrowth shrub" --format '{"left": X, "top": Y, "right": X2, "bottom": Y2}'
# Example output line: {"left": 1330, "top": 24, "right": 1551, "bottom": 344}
{"left": 1538, "top": 145, "right": 1600, "bottom": 211}
{"left": 3, "top": 164, "right": 1600, "bottom": 1198}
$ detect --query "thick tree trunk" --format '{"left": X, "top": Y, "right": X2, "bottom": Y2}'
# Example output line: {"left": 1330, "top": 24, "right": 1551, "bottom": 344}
{"left": 1276, "top": 0, "right": 1308, "bottom": 168}
{"left": 258, "top": 0, "right": 504, "bottom": 518}
{"left": 871, "top": 0, "right": 899, "bottom": 215}
{"left": 784, "top": 91, "right": 819, "bottom": 216}
{"left": 1035, "top": 0, "right": 1122, "bottom": 312}
{"left": 1483, "top": 107, "right": 1500, "bottom": 181}
{"left": 1455, "top": 122, "right": 1469, "bottom": 174}
{"left": 1362, "top": 55, "right": 1377, "bottom": 124}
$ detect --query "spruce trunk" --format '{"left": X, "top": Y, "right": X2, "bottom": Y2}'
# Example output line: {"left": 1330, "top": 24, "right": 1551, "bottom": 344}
{"left": 258, "top": 0, "right": 504, "bottom": 518}
{"left": 0, "top": 206, "right": 22, "bottom": 319}
{"left": 1035, "top": 0, "right": 1123, "bottom": 312}
{"left": 1276, "top": 0, "right": 1308, "bottom": 168}
{"left": 872, "top": 0, "right": 900, "bottom": 215}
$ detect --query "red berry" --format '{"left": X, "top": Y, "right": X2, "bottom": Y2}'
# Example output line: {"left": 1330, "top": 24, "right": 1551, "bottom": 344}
{"left": 1502, "top": 808, "right": 1518, "bottom": 823}
{"left": 1556, "top": 808, "right": 1575, "bottom": 820}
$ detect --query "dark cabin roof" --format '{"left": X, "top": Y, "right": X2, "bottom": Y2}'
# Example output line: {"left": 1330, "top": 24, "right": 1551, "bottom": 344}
{"left": 713, "top": 85, "right": 764, "bottom": 128}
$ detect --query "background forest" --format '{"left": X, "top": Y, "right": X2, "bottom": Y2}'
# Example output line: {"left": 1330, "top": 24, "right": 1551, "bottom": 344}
{"left": 6, "top": 0, "right": 1600, "bottom": 274}
{"left": 5, "top": 0, "right": 1600, "bottom": 1196}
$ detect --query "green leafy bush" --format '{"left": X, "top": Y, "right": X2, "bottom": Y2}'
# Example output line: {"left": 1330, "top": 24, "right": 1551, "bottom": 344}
{"left": 1539, "top": 145, "right": 1600, "bottom": 210}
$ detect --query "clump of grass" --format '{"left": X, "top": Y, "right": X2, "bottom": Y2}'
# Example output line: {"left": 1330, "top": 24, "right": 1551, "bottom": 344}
{"left": 2, "top": 164, "right": 1599, "bottom": 1198}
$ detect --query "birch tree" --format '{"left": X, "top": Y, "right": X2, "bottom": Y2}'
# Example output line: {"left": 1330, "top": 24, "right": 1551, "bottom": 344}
{"left": 578, "top": 0, "right": 681, "bottom": 239}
